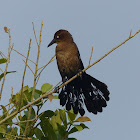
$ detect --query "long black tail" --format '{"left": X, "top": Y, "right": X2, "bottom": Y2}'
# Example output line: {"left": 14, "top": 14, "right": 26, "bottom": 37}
{"left": 59, "top": 73, "right": 110, "bottom": 116}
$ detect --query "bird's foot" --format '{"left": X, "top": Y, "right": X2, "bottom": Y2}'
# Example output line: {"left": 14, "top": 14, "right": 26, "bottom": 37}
{"left": 54, "top": 86, "right": 59, "bottom": 93}
{"left": 62, "top": 76, "right": 68, "bottom": 83}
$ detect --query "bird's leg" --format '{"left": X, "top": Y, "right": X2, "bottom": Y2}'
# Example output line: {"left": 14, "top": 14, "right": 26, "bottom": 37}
{"left": 54, "top": 76, "right": 67, "bottom": 93}
{"left": 54, "top": 87, "right": 59, "bottom": 93}
{"left": 62, "top": 76, "right": 67, "bottom": 83}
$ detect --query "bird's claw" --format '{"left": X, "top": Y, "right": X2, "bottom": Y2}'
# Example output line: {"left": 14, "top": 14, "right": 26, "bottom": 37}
{"left": 54, "top": 87, "right": 59, "bottom": 93}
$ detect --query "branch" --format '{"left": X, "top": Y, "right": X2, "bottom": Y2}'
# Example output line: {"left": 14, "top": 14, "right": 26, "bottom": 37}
{"left": 89, "top": 46, "right": 94, "bottom": 65}
{"left": 0, "top": 28, "right": 12, "bottom": 99}
{"left": 36, "top": 54, "right": 55, "bottom": 84}
{"left": 12, "top": 48, "right": 36, "bottom": 65}
{"left": 22, "top": 59, "right": 34, "bottom": 75}
{"left": 19, "top": 39, "right": 32, "bottom": 110}
{"left": 0, "top": 29, "right": 140, "bottom": 125}
{"left": 0, "top": 51, "right": 7, "bottom": 58}
{"left": 32, "top": 22, "right": 39, "bottom": 46}
{"left": 23, "top": 21, "right": 43, "bottom": 136}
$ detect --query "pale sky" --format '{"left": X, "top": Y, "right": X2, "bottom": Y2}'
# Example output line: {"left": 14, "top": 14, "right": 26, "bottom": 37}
{"left": 0, "top": 0, "right": 140, "bottom": 140}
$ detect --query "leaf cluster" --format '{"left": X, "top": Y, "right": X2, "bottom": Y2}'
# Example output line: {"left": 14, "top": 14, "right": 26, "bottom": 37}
{"left": 0, "top": 83, "right": 90, "bottom": 140}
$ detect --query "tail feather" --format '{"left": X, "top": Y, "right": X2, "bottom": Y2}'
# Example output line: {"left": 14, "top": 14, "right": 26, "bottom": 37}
{"left": 59, "top": 73, "right": 110, "bottom": 116}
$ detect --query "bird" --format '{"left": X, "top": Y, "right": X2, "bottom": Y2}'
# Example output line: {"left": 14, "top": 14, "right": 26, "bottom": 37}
{"left": 48, "top": 29, "right": 110, "bottom": 116}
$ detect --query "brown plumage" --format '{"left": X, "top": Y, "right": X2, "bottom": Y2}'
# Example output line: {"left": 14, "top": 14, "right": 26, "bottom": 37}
{"left": 48, "top": 29, "right": 110, "bottom": 116}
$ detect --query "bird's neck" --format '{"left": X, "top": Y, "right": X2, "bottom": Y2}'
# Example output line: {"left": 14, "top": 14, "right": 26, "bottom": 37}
{"left": 56, "top": 41, "right": 75, "bottom": 52}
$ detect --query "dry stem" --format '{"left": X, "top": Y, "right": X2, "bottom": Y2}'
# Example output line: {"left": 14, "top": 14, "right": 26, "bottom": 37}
{"left": 23, "top": 21, "right": 43, "bottom": 136}
{"left": 0, "top": 28, "right": 12, "bottom": 99}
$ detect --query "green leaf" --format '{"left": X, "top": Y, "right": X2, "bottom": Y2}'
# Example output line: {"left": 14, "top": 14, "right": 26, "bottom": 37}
{"left": 0, "top": 133, "right": 4, "bottom": 138}
{"left": 35, "top": 89, "right": 42, "bottom": 95}
{"left": 20, "top": 85, "right": 29, "bottom": 92}
{"left": 80, "top": 123, "right": 89, "bottom": 129}
{"left": 53, "top": 95, "right": 59, "bottom": 99}
{"left": 59, "top": 109, "right": 67, "bottom": 127}
{"left": 41, "top": 83, "right": 53, "bottom": 93}
{"left": 0, "top": 58, "right": 7, "bottom": 64}
{"left": 18, "top": 115, "right": 27, "bottom": 121}
{"left": 11, "top": 87, "right": 30, "bottom": 108}
{"left": 40, "top": 118, "right": 57, "bottom": 140}
{"left": 34, "top": 92, "right": 40, "bottom": 100}
{"left": 0, "top": 71, "right": 16, "bottom": 81}
{"left": 57, "top": 123, "right": 66, "bottom": 137}
{"left": 68, "top": 123, "right": 89, "bottom": 134}
{"left": 34, "top": 127, "right": 44, "bottom": 140}
{"left": 0, "top": 105, "right": 7, "bottom": 114}
{"left": 68, "top": 126, "right": 78, "bottom": 134}
{"left": 0, "top": 125, "right": 6, "bottom": 133}
{"left": 6, "top": 126, "right": 18, "bottom": 137}
{"left": 73, "top": 125, "right": 83, "bottom": 132}
{"left": 68, "top": 138, "right": 77, "bottom": 140}
{"left": 24, "top": 108, "right": 35, "bottom": 119}
{"left": 28, "top": 87, "right": 33, "bottom": 92}
{"left": 67, "top": 111, "right": 77, "bottom": 122}
{"left": 50, "top": 110, "right": 62, "bottom": 131}
{"left": 39, "top": 110, "right": 55, "bottom": 120}
{"left": 32, "top": 137, "right": 38, "bottom": 140}
{"left": 41, "top": 136, "right": 49, "bottom": 140}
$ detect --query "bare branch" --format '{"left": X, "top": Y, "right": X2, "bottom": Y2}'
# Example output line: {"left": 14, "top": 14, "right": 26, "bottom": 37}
{"left": 0, "top": 51, "right": 7, "bottom": 58}
{"left": 0, "top": 67, "right": 4, "bottom": 73}
{"left": 23, "top": 21, "right": 43, "bottom": 136}
{"left": 0, "top": 29, "right": 140, "bottom": 125}
{"left": 89, "top": 46, "right": 94, "bottom": 65}
{"left": 22, "top": 59, "right": 34, "bottom": 75}
{"left": 19, "top": 39, "right": 32, "bottom": 110}
{"left": 36, "top": 54, "right": 55, "bottom": 84}
{"left": 0, "top": 28, "right": 12, "bottom": 99}
{"left": 37, "top": 56, "right": 56, "bottom": 70}
{"left": 129, "top": 29, "right": 132, "bottom": 37}
{"left": 32, "top": 22, "right": 39, "bottom": 46}
{"left": 12, "top": 48, "right": 36, "bottom": 64}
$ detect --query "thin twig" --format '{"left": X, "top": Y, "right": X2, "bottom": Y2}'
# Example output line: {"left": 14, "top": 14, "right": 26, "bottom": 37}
{"left": 37, "top": 55, "right": 55, "bottom": 75}
{"left": 0, "top": 29, "right": 140, "bottom": 125}
{"left": 18, "top": 39, "right": 31, "bottom": 135}
{"left": 129, "top": 29, "right": 132, "bottom": 37}
{"left": 0, "top": 105, "right": 15, "bottom": 119}
{"left": 12, "top": 48, "right": 36, "bottom": 65}
{"left": 32, "top": 22, "right": 39, "bottom": 46}
{"left": 0, "top": 103, "right": 11, "bottom": 110}
{"left": 22, "top": 59, "right": 34, "bottom": 75}
{"left": 0, "top": 68, "right": 4, "bottom": 73}
{"left": 36, "top": 55, "right": 55, "bottom": 85}
{"left": 2, "top": 117, "right": 36, "bottom": 125}
{"left": 10, "top": 43, "right": 14, "bottom": 54}
{"left": 89, "top": 46, "right": 94, "bottom": 65}
{"left": 19, "top": 39, "right": 32, "bottom": 110}
{"left": 23, "top": 21, "right": 43, "bottom": 136}
{"left": 37, "top": 57, "right": 56, "bottom": 70}
{"left": 0, "top": 28, "right": 12, "bottom": 100}
{"left": 0, "top": 51, "right": 7, "bottom": 58}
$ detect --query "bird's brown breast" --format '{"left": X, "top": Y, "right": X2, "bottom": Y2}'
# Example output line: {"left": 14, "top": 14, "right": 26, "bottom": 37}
{"left": 56, "top": 43, "right": 81, "bottom": 79}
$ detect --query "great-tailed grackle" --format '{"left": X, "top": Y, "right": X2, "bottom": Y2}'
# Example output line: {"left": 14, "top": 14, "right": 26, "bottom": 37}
{"left": 48, "top": 30, "right": 110, "bottom": 116}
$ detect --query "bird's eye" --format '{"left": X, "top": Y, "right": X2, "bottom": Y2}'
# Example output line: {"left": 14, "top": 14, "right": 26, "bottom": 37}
{"left": 56, "top": 35, "right": 59, "bottom": 39}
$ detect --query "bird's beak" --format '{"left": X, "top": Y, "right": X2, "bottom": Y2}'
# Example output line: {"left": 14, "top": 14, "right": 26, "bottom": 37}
{"left": 48, "top": 38, "right": 56, "bottom": 47}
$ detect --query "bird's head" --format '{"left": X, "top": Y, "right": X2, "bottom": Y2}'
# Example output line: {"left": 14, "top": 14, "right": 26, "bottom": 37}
{"left": 48, "top": 29, "right": 73, "bottom": 47}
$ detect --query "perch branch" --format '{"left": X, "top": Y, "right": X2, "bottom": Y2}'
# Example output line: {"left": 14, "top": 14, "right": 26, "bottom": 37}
{"left": 0, "top": 29, "right": 140, "bottom": 125}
